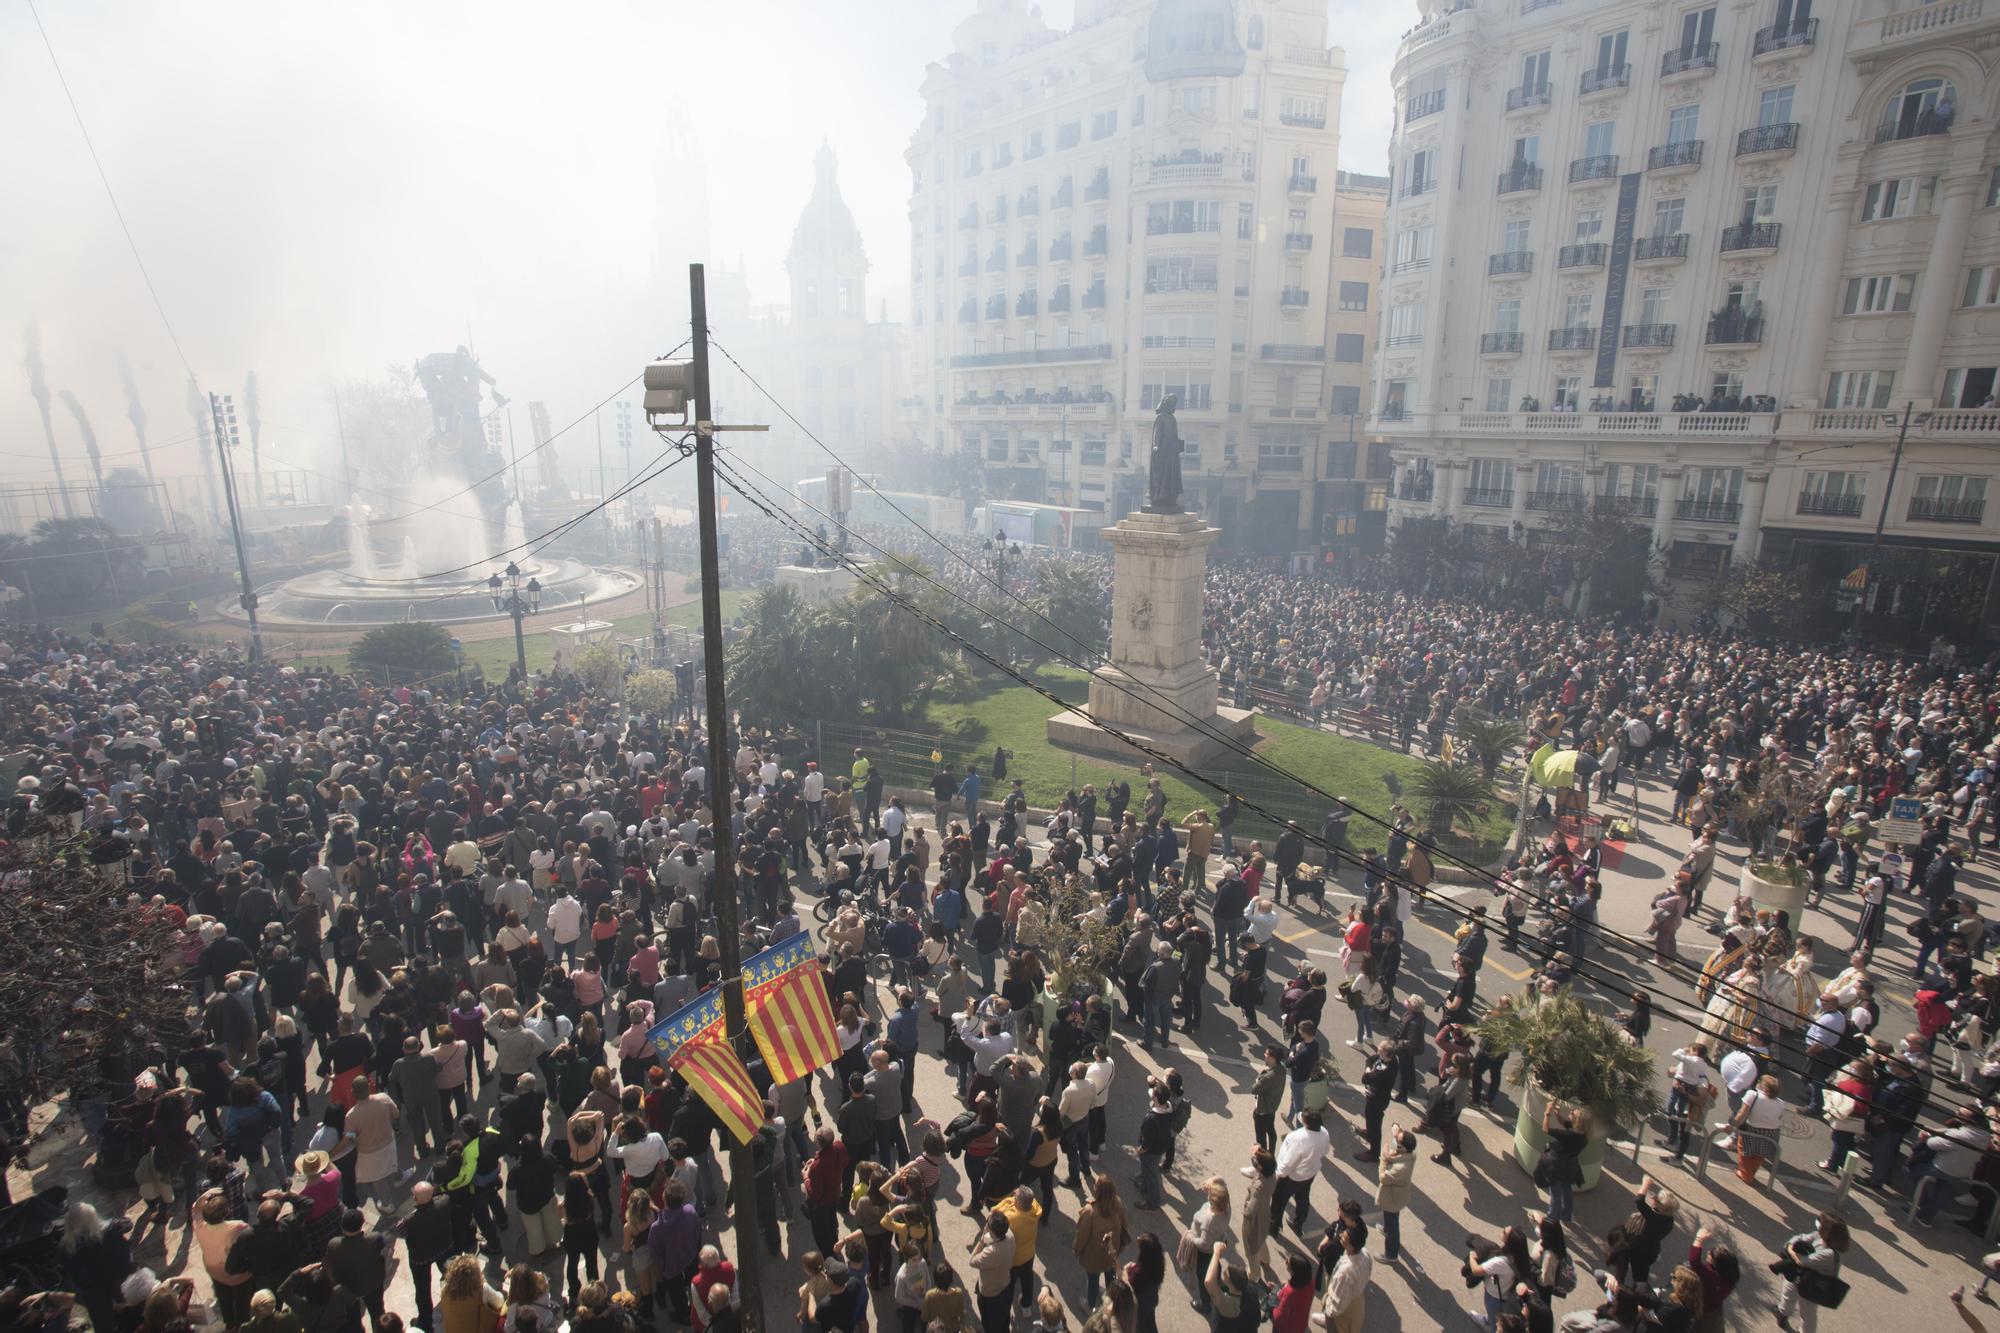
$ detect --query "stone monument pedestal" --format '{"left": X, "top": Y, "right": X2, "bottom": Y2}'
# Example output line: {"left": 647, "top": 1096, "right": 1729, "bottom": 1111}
{"left": 1046, "top": 509, "right": 1257, "bottom": 769}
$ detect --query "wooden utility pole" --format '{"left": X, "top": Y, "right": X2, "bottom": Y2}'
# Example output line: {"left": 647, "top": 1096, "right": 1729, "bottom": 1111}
{"left": 687, "top": 262, "right": 765, "bottom": 1331}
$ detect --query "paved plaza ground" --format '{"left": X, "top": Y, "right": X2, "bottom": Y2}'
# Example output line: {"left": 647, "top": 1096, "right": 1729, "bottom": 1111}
{"left": 8, "top": 751, "right": 1985, "bottom": 1330}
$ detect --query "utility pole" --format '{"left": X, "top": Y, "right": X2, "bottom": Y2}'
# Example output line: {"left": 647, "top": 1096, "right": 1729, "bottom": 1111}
{"left": 209, "top": 392, "right": 262, "bottom": 664}
{"left": 687, "top": 263, "right": 765, "bottom": 1332}
{"left": 596, "top": 407, "right": 610, "bottom": 554}
{"left": 1851, "top": 400, "right": 1921, "bottom": 639}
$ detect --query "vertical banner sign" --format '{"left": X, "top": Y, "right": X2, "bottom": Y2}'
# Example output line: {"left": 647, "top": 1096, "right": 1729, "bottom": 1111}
{"left": 1597, "top": 173, "right": 1643, "bottom": 389}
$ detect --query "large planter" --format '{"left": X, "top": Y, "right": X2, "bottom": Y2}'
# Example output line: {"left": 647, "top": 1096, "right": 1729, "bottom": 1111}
{"left": 1741, "top": 859, "right": 1810, "bottom": 924}
{"left": 1511, "top": 1080, "right": 1611, "bottom": 1191}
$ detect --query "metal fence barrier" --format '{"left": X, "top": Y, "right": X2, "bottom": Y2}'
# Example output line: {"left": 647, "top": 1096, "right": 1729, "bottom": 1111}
{"left": 1908, "top": 1175, "right": 2000, "bottom": 1243}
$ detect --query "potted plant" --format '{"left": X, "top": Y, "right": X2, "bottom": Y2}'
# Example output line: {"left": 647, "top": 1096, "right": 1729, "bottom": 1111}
{"left": 1474, "top": 988, "right": 1660, "bottom": 1190}
{"left": 1726, "top": 763, "right": 1819, "bottom": 922}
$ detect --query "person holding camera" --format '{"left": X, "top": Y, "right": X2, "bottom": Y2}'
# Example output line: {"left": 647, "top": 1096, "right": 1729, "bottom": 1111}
{"left": 1773, "top": 1210, "right": 1849, "bottom": 1332}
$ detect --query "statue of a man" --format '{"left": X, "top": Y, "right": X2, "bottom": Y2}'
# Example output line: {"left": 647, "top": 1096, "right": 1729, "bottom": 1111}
{"left": 1145, "top": 394, "right": 1184, "bottom": 514}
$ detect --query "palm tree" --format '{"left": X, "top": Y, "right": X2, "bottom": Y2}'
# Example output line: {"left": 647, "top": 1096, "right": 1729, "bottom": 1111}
{"left": 1411, "top": 758, "right": 1492, "bottom": 837}
{"left": 1455, "top": 710, "right": 1523, "bottom": 779}
{"left": 352, "top": 622, "right": 455, "bottom": 677}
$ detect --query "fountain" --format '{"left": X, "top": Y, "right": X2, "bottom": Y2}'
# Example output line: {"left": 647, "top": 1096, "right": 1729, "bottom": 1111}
{"left": 218, "top": 348, "right": 640, "bottom": 629}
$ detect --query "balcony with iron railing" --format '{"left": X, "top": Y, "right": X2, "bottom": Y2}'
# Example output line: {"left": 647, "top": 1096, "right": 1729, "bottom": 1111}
{"left": 1490, "top": 250, "right": 1534, "bottom": 275}
{"left": 1401, "top": 175, "right": 1438, "bottom": 199}
{"left": 1146, "top": 216, "right": 1222, "bottom": 235}
{"left": 1049, "top": 236, "right": 1072, "bottom": 262}
{"left": 1018, "top": 193, "right": 1040, "bottom": 216}
{"left": 1407, "top": 89, "right": 1447, "bottom": 122}
{"left": 1706, "top": 308, "right": 1765, "bottom": 345}
{"left": 1527, "top": 489, "right": 1585, "bottom": 511}
{"left": 1481, "top": 331, "right": 1526, "bottom": 354}
{"left": 1753, "top": 18, "right": 1817, "bottom": 55}
{"left": 1597, "top": 494, "right": 1659, "bottom": 518}
{"left": 1400, "top": 477, "right": 1435, "bottom": 502}
{"left": 984, "top": 295, "right": 1007, "bottom": 320}
{"left": 986, "top": 249, "right": 1007, "bottom": 272}
{"left": 1023, "top": 141, "right": 1045, "bottom": 161}
{"left": 1623, "top": 323, "right": 1677, "bottom": 348}
{"left": 1463, "top": 487, "right": 1513, "bottom": 508}
{"left": 1569, "top": 154, "right": 1620, "bottom": 183}
{"left": 1648, "top": 140, "right": 1704, "bottom": 171}
{"left": 1497, "top": 162, "right": 1544, "bottom": 194}
{"left": 1015, "top": 291, "right": 1038, "bottom": 316}
{"left": 1737, "top": 122, "right": 1799, "bottom": 157}
{"left": 1082, "top": 229, "right": 1108, "bottom": 257}
{"left": 1084, "top": 170, "right": 1110, "bottom": 202}
{"left": 1719, "top": 221, "right": 1781, "bottom": 253}
{"left": 1392, "top": 257, "right": 1432, "bottom": 275}
{"left": 1016, "top": 245, "right": 1038, "bottom": 267}
{"left": 1909, "top": 495, "right": 1986, "bottom": 523}
{"left": 1280, "top": 109, "right": 1329, "bottom": 128}
{"left": 1144, "top": 272, "right": 1219, "bottom": 294}
{"left": 1797, "top": 492, "right": 1864, "bottom": 517}
{"left": 1082, "top": 282, "right": 1107, "bottom": 309}
{"left": 1876, "top": 110, "right": 1954, "bottom": 143}
{"left": 1558, "top": 243, "right": 1608, "bottom": 269}
{"left": 958, "top": 299, "right": 977, "bottom": 323}
{"left": 1284, "top": 232, "right": 1314, "bottom": 251}
{"left": 987, "top": 202, "right": 1008, "bottom": 225}
{"left": 948, "top": 343, "right": 1115, "bottom": 369}
{"left": 1048, "top": 286, "right": 1071, "bottom": 312}
{"left": 1548, "top": 327, "right": 1597, "bottom": 351}
{"left": 1661, "top": 42, "right": 1719, "bottom": 77}
{"left": 958, "top": 257, "right": 978, "bottom": 277}
{"left": 1634, "top": 232, "right": 1690, "bottom": 261}
{"left": 1052, "top": 182, "right": 1074, "bottom": 210}
{"left": 959, "top": 207, "right": 979, "bottom": 230}
{"left": 1506, "top": 82, "right": 1553, "bottom": 112}
{"left": 1260, "top": 344, "right": 1324, "bottom": 360}
{"left": 1280, "top": 286, "right": 1311, "bottom": 307}
{"left": 1580, "top": 63, "right": 1631, "bottom": 95}
{"left": 1677, "top": 497, "right": 1742, "bottom": 522}
{"left": 1288, "top": 174, "right": 1318, "bottom": 193}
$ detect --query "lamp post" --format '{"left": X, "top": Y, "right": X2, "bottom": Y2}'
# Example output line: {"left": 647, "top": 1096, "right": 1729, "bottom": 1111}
{"left": 1848, "top": 401, "right": 1926, "bottom": 639}
{"left": 487, "top": 560, "right": 542, "bottom": 682}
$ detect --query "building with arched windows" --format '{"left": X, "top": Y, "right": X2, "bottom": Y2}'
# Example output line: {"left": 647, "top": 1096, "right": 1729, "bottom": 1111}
{"left": 1375, "top": 0, "right": 2000, "bottom": 641}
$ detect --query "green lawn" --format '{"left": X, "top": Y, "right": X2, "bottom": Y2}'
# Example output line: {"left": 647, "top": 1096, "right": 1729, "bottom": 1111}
{"left": 919, "top": 666, "right": 1515, "bottom": 858}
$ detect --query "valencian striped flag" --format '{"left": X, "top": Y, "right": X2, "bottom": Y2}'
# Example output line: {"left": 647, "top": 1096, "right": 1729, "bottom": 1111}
{"left": 646, "top": 987, "right": 764, "bottom": 1146}
{"left": 742, "top": 930, "right": 841, "bottom": 1084}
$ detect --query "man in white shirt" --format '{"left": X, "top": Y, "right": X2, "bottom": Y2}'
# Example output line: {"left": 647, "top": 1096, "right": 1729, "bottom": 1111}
{"left": 1084, "top": 1045, "right": 1115, "bottom": 1154}
{"left": 546, "top": 889, "right": 585, "bottom": 966}
{"left": 866, "top": 832, "right": 892, "bottom": 895}
{"left": 882, "top": 799, "right": 907, "bottom": 856}
{"left": 1272, "top": 1108, "right": 1332, "bottom": 1237}
{"left": 494, "top": 868, "right": 534, "bottom": 925}
{"left": 801, "top": 764, "right": 824, "bottom": 829}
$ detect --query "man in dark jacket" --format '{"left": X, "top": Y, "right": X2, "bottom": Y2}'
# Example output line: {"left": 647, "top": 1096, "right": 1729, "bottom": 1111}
{"left": 1212, "top": 870, "right": 1249, "bottom": 971}
{"left": 1356, "top": 1043, "right": 1398, "bottom": 1161}
{"left": 398, "top": 1181, "right": 454, "bottom": 1331}
{"left": 1390, "top": 999, "right": 1428, "bottom": 1103}
{"left": 1865, "top": 1054, "right": 1927, "bottom": 1188}
{"left": 1135, "top": 1082, "right": 1175, "bottom": 1209}
{"left": 1274, "top": 823, "right": 1307, "bottom": 905}
{"left": 324, "top": 1209, "right": 389, "bottom": 1332}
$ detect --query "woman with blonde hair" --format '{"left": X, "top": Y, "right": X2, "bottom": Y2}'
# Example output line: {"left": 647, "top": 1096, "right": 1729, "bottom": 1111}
{"left": 623, "top": 1185, "right": 659, "bottom": 1305}
{"left": 1175, "top": 1176, "right": 1232, "bottom": 1312}
{"left": 437, "top": 1254, "right": 503, "bottom": 1333}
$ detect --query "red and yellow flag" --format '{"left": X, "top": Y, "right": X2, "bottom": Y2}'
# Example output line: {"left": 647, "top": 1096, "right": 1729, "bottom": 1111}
{"left": 646, "top": 988, "right": 764, "bottom": 1146}
{"left": 743, "top": 931, "right": 841, "bottom": 1085}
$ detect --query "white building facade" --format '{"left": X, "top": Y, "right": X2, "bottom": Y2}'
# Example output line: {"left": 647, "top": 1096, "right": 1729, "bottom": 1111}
{"left": 905, "top": 0, "right": 1380, "bottom": 557}
{"left": 1376, "top": 0, "right": 2000, "bottom": 640}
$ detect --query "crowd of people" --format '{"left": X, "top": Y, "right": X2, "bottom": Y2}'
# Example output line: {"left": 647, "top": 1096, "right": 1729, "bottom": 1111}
{"left": 2, "top": 539, "right": 1999, "bottom": 1333}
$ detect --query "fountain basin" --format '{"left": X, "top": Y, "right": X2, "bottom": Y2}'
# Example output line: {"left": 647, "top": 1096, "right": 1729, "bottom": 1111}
{"left": 219, "top": 556, "right": 642, "bottom": 627}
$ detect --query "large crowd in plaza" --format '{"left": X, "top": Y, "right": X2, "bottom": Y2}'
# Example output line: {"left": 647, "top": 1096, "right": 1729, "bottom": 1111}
{"left": 7, "top": 533, "right": 2000, "bottom": 1333}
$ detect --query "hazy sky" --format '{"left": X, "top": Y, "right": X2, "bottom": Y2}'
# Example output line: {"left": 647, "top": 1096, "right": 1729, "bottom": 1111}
{"left": 0, "top": 0, "right": 1404, "bottom": 499}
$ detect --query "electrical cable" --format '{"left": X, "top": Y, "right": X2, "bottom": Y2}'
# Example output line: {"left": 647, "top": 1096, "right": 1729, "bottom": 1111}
{"left": 27, "top": 0, "right": 195, "bottom": 383}
{"left": 714, "top": 455, "right": 1987, "bottom": 1139}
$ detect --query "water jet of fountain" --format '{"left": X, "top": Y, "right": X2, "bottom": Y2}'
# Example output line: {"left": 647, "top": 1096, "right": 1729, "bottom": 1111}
{"left": 345, "top": 503, "right": 375, "bottom": 578}
{"left": 399, "top": 535, "right": 419, "bottom": 578}
{"left": 504, "top": 500, "right": 527, "bottom": 561}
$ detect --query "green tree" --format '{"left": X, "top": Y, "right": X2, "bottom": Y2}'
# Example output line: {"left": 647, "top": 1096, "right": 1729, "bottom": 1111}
{"left": 625, "top": 668, "right": 678, "bottom": 718}
{"left": 1026, "top": 558, "right": 1109, "bottom": 663}
{"left": 1706, "top": 556, "right": 1808, "bottom": 635}
{"left": 352, "top": 621, "right": 456, "bottom": 676}
{"left": 1410, "top": 758, "right": 1492, "bottom": 837}
{"left": 572, "top": 640, "right": 627, "bottom": 696}
{"left": 1454, "top": 709, "right": 1522, "bottom": 779}
{"left": 725, "top": 584, "right": 849, "bottom": 726}
{"left": 23, "top": 517, "right": 136, "bottom": 605}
